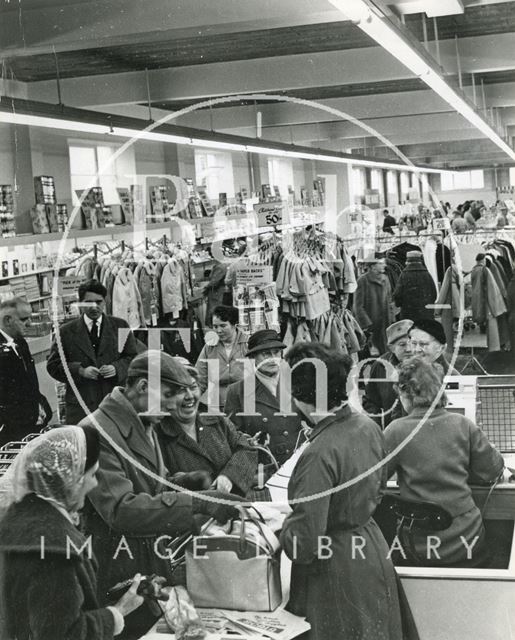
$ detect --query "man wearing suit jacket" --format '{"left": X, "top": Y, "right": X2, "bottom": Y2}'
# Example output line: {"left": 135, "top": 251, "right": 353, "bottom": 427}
{"left": 47, "top": 279, "right": 139, "bottom": 424}
{"left": 225, "top": 329, "right": 304, "bottom": 478}
{"left": 0, "top": 297, "right": 51, "bottom": 445}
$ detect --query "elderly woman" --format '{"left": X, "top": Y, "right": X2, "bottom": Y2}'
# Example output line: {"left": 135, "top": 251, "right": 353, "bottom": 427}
{"left": 195, "top": 305, "right": 248, "bottom": 411}
{"left": 0, "top": 426, "right": 143, "bottom": 640}
{"left": 385, "top": 357, "right": 504, "bottom": 566}
{"left": 280, "top": 342, "right": 404, "bottom": 640}
{"left": 225, "top": 329, "right": 304, "bottom": 474}
{"left": 156, "top": 365, "right": 257, "bottom": 497}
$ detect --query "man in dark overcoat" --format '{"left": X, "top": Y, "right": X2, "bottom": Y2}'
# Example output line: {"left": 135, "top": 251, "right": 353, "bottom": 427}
{"left": 47, "top": 278, "right": 139, "bottom": 423}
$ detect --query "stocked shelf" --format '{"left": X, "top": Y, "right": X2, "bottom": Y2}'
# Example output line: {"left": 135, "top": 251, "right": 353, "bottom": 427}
{"left": 0, "top": 221, "right": 174, "bottom": 247}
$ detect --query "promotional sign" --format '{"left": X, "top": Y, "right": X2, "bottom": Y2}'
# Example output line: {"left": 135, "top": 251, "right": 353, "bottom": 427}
{"left": 253, "top": 202, "right": 284, "bottom": 227}
{"left": 236, "top": 266, "right": 273, "bottom": 286}
{"left": 58, "top": 276, "right": 84, "bottom": 296}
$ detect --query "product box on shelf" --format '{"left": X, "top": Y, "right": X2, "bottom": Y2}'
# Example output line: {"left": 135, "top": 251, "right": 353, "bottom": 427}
{"left": 34, "top": 176, "right": 56, "bottom": 205}
{"left": 0, "top": 185, "right": 16, "bottom": 238}
{"left": 30, "top": 204, "right": 51, "bottom": 234}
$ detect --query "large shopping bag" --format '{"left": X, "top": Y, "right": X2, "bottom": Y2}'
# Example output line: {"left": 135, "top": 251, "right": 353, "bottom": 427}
{"left": 186, "top": 506, "right": 282, "bottom": 611}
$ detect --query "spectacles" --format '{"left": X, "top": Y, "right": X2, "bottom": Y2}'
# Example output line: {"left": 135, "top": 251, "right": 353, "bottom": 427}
{"left": 174, "top": 383, "right": 200, "bottom": 397}
{"left": 410, "top": 341, "right": 433, "bottom": 349}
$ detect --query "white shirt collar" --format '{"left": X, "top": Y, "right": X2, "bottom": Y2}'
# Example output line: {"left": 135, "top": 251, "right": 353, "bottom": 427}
{"left": 83, "top": 314, "right": 103, "bottom": 332}
{"left": 0, "top": 328, "right": 15, "bottom": 344}
{"left": 0, "top": 328, "right": 19, "bottom": 355}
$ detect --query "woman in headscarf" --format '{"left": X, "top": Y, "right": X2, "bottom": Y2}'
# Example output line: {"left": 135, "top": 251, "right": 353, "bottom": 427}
{"left": 0, "top": 426, "right": 144, "bottom": 640}
{"left": 280, "top": 342, "right": 405, "bottom": 640}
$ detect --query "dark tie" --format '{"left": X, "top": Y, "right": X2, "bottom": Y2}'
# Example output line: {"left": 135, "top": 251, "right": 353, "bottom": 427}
{"left": 90, "top": 320, "right": 100, "bottom": 352}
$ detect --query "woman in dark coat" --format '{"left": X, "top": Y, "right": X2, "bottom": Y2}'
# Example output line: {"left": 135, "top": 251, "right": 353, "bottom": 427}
{"left": 0, "top": 426, "right": 143, "bottom": 640}
{"left": 156, "top": 365, "right": 257, "bottom": 497}
{"left": 280, "top": 343, "right": 404, "bottom": 640}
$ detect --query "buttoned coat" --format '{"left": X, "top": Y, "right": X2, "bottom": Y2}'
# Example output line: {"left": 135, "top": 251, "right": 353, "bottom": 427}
{"left": 46, "top": 314, "right": 139, "bottom": 424}
{"left": 156, "top": 413, "right": 257, "bottom": 496}
{"left": 280, "top": 406, "right": 403, "bottom": 640}
{"left": 225, "top": 377, "right": 304, "bottom": 467}
{"left": 79, "top": 388, "right": 196, "bottom": 601}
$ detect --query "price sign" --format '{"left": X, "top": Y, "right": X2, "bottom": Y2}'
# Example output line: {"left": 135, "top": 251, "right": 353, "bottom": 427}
{"left": 432, "top": 218, "right": 451, "bottom": 231}
{"left": 253, "top": 202, "right": 284, "bottom": 227}
{"left": 58, "top": 276, "right": 84, "bottom": 296}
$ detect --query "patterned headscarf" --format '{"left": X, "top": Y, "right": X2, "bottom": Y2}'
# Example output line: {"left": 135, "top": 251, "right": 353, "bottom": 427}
{"left": 0, "top": 427, "right": 87, "bottom": 518}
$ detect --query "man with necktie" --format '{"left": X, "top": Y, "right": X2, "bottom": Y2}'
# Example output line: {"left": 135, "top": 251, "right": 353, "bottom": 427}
{"left": 47, "top": 279, "right": 139, "bottom": 424}
{"left": 0, "top": 297, "right": 51, "bottom": 445}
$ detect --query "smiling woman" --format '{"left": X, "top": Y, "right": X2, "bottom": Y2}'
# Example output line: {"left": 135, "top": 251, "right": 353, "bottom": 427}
{"left": 156, "top": 365, "right": 258, "bottom": 497}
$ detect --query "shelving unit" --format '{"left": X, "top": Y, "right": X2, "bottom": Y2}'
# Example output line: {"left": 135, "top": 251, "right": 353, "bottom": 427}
{"left": 2, "top": 221, "right": 174, "bottom": 247}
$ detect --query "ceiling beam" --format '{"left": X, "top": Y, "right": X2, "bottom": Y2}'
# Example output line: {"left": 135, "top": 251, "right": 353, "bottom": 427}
{"left": 24, "top": 31, "right": 515, "bottom": 108}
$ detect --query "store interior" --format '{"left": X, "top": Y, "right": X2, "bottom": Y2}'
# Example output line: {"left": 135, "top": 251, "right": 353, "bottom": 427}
{"left": 1, "top": 1, "right": 515, "bottom": 639}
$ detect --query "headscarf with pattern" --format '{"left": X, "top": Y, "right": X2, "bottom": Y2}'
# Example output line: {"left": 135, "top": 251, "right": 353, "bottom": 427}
{"left": 0, "top": 427, "right": 87, "bottom": 520}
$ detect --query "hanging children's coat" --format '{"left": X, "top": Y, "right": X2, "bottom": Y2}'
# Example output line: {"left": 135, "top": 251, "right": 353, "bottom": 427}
{"left": 112, "top": 267, "right": 146, "bottom": 329}
{"left": 161, "top": 259, "right": 188, "bottom": 318}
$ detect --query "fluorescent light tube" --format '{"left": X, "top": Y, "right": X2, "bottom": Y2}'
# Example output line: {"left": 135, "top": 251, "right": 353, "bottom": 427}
{"left": 328, "top": 0, "right": 515, "bottom": 162}
{"left": 0, "top": 106, "right": 442, "bottom": 173}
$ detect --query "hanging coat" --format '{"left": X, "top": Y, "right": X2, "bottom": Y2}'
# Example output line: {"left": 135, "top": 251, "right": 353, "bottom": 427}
{"left": 471, "top": 264, "right": 508, "bottom": 352}
{"left": 112, "top": 267, "right": 145, "bottom": 329}
{"left": 393, "top": 260, "right": 437, "bottom": 321}
{"left": 435, "top": 266, "right": 462, "bottom": 348}
{"left": 353, "top": 271, "right": 394, "bottom": 354}
{"left": 280, "top": 406, "right": 404, "bottom": 640}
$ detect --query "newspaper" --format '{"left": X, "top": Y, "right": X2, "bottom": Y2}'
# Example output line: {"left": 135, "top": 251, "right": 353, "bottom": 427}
{"left": 142, "top": 608, "right": 310, "bottom": 640}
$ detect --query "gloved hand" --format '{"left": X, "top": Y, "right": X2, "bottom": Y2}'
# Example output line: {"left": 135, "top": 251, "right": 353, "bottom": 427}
{"left": 169, "top": 470, "right": 212, "bottom": 491}
{"left": 191, "top": 490, "right": 244, "bottom": 524}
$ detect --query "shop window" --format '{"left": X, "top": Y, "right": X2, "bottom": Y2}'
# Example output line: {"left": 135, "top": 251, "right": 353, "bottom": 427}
{"left": 370, "top": 169, "right": 382, "bottom": 191}
{"left": 69, "top": 142, "right": 135, "bottom": 205}
{"left": 400, "top": 172, "right": 410, "bottom": 197}
{"left": 509, "top": 167, "right": 515, "bottom": 186}
{"left": 352, "top": 167, "right": 366, "bottom": 197}
{"left": 194, "top": 149, "right": 235, "bottom": 202}
{"left": 441, "top": 170, "right": 485, "bottom": 191}
{"left": 267, "top": 157, "right": 294, "bottom": 199}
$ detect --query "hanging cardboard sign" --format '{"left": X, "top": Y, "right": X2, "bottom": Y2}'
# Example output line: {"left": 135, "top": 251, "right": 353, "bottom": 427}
{"left": 253, "top": 202, "right": 284, "bottom": 227}
{"left": 58, "top": 276, "right": 84, "bottom": 296}
{"left": 236, "top": 265, "right": 273, "bottom": 285}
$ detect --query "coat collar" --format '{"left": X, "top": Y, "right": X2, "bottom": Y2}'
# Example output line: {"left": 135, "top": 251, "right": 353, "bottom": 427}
{"left": 98, "top": 387, "right": 160, "bottom": 469}
{"left": 72, "top": 314, "right": 115, "bottom": 362}
{"left": 308, "top": 404, "right": 352, "bottom": 443}
{"left": 0, "top": 494, "right": 86, "bottom": 558}
{"left": 158, "top": 414, "right": 217, "bottom": 465}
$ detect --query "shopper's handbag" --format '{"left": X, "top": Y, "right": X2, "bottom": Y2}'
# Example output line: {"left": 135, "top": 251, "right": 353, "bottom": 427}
{"left": 185, "top": 506, "right": 282, "bottom": 611}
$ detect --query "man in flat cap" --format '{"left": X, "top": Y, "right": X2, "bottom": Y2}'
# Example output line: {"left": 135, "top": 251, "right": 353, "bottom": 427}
{"left": 81, "top": 350, "right": 242, "bottom": 637}
{"left": 362, "top": 320, "right": 414, "bottom": 429}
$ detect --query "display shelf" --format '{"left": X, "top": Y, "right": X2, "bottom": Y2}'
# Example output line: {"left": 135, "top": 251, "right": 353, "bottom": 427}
{"left": 0, "top": 221, "right": 173, "bottom": 247}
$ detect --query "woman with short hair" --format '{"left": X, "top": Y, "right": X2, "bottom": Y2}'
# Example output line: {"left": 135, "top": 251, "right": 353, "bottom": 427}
{"left": 195, "top": 305, "right": 247, "bottom": 411}
{"left": 385, "top": 357, "right": 504, "bottom": 566}
{"left": 280, "top": 342, "right": 404, "bottom": 640}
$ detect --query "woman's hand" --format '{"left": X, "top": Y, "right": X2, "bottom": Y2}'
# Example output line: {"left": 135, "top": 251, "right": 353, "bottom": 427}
{"left": 211, "top": 474, "right": 233, "bottom": 493}
{"left": 114, "top": 574, "right": 145, "bottom": 617}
